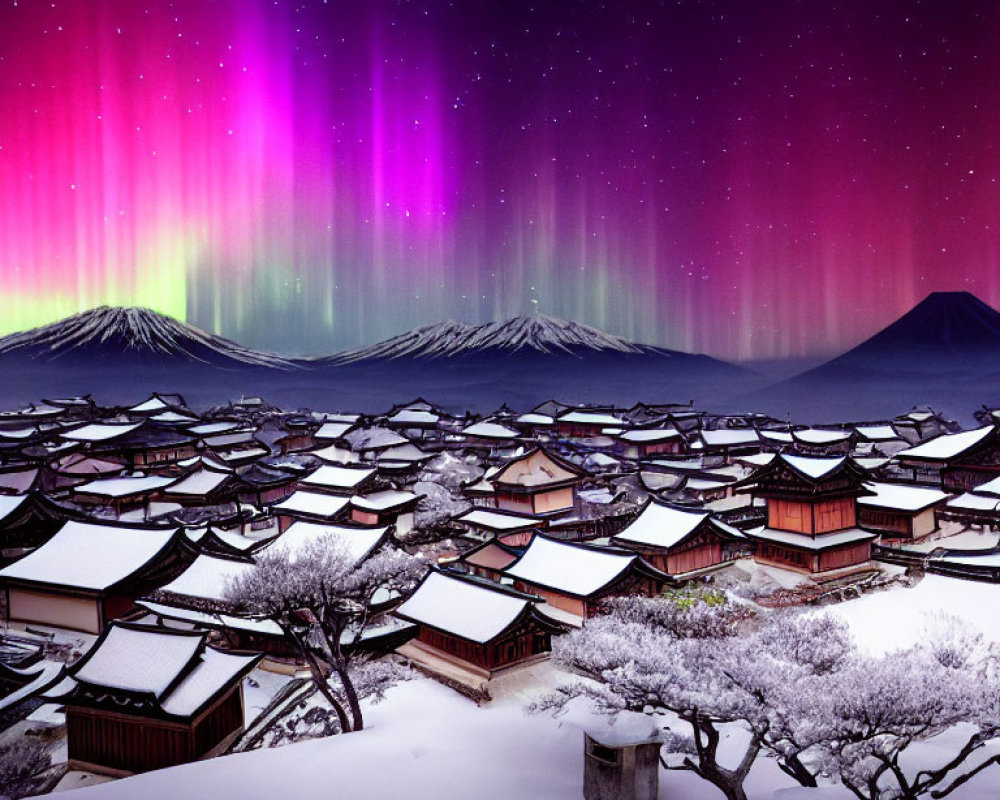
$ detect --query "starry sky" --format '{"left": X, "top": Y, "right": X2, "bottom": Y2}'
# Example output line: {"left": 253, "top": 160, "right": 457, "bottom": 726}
{"left": 1, "top": 0, "right": 1000, "bottom": 361}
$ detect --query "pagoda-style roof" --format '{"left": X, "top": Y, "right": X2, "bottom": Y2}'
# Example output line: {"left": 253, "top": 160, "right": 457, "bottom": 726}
{"left": 896, "top": 426, "right": 998, "bottom": 464}
{"left": 501, "top": 534, "right": 671, "bottom": 599}
{"left": 734, "top": 454, "right": 873, "bottom": 500}
{"left": 394, "top": 568, "right": 565, "bottom": 644}
{"left": 491, "top": 446, "right": 586, "bottom": 491}
{"left": 611, "top": 498, "right": 745, "bottom": 552}
{"left": 47, "top": 621, "right": 260, "bottom": 722}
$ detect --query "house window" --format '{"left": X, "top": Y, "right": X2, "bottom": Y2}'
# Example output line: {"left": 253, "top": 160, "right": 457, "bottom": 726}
{"left": 587, "top": 740, "right": 621, "bottom": 766}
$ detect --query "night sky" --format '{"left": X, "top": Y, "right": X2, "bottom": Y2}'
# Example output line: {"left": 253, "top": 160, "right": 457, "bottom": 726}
{"left": 2, "top": 0, "right": 999, "bottom": 361}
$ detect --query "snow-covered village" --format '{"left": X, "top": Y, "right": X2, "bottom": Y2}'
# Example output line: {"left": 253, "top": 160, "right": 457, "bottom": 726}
{"left": 8, "top": 1, "right": 1000, "bottom": 799}
{"left": 0, "top": 380, "right": 999, "bottom": 800}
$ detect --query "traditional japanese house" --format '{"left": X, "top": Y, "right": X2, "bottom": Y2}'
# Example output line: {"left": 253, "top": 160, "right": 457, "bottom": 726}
{"left": 48, "top": 621, "right": 260, "bottom": 774}
{"left": 273, "top": 490, "right": 349, "bottom": 531}
{"left": 453, "top": 507, "right": 543, "bottom": 544}
{"left": 394, "top": 568, "right": 566, "bottom": 681}
{"left": 127, "top": 393, "right": 187, "bottom": 416}
{"left": 556, "top": 410, "right": 628, "bottom": 440}
{"left": 490, "top": 446, "right": 586, "bottom": 516}
{"left": 42, "top": 452, "right": 126, "bottom": 491}
{"left": 501, "top": 534, "right": 671, "bottom": 618}
{"left": 274, "top": 416, "right": 319, "bottom": 454}
{"left": 455, "top": 539, "right": 523, "bottom": 581}
{"left": 71, "top": 474, "right": 175, "bottom": 519}
{"left": 616, "top": 428, "right": 683, "bottom": 460}
{"left": 698, "top": 428, "right": 761, "bottom": 460}
{"left": 895, "top": 426, "right": 1000, "bottom": 490}
{"left": 611, "top": 499, "right": 748, "bottom": 575}
{"left": 62, "top": 421, "right": 198, "bottom": 469}
{"left": 348, "top": 490, "right": 420, "bottom": 535}
{"left": 736, "top": 455, "right": 877, "bottom": 575}
{"left": 235, "top": 462, "right": 296, "bottom": 507}
{"left": 300, "top": 464, "right": 377, "bottom": 496}
{"left": 855, "top": 481, "right": 950, "bottom": 540}
{"left": 0, "top": 521, "right": 188, "bottom": 633}
{"left": 160, "top": 464, "right": 246, "bottom": 507}
{"left": 459, "top": 421, "right": 522, "bottom": 457}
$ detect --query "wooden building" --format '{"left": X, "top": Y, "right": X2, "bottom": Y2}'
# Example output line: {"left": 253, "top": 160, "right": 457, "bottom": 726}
{"left": 895, "top": 426, "right": 1000, "bottom": 490}
{"left": 455, "top": 539, "right": 523, "bottom": 581}
{"left": 348, "top": 490, "right": 419, "bottom": 535}
{"left": 501, "top": 534, "right": 671, "bottom": 618}
{"left": 611, "top": 499, "right": 748, "bottom": 575}
{"left": 855, "top": 481, "right": 950, "bottom": 540}
{"left": 617, "top": 428, "right": 683, "bottom": 460}
{"left": 394, "top": 569, "right": 566, "bottom": 676}
{"left": 736, "top": 455, "right": 877, "bottom": 575}
{"left": 273, "top": 490, "right": 349, "bottom": 531}
{"left": 556, "top": 410, "right": 627, "bottom": 440}
{"left": 47, "top": 622, "right": 260, "bottom": 775}
{"left": 490, "top": 447, "right": 586, "bottom": 516}
{"left": 0, "top": 521, "right": 188, "bottom": 633}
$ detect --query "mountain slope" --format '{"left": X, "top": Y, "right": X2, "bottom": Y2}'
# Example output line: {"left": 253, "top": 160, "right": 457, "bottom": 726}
{"left": 822, "top": 291, "right": 1000, "bottom": 373}
{"left": 328, "top": 314, "right": 675, "bottom": 363}
{"left": 751, "top": 291, "right": 1000, "bottom": 422}
{"left": 0, "top": 307, "right": 297, "bottom": 369}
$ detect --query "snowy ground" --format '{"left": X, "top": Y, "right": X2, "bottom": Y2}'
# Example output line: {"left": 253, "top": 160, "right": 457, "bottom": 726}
{"left": 39, "top": 574, "right": 1000, "bottom": 800}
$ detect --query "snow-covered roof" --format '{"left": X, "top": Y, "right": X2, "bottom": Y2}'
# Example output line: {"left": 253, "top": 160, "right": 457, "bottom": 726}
{"left": 737, "top": 452, "right": 777, "bottom": 467}
{"left": 164, "top": 468, "right": 232, "bottom": 497}
{"left": 315, "top": 421, "right": 354, "bottom": 440}
{"left": 493, "top": 448, "right": 581, "bottom": 487}
{"left": 394, "top": 571, "right": 537, "bottom": 643}
{"left": 758, "top": 430, "right": 794, "bottom": 442}
{"left": 780, "top": 454, "right": 846, "bottom": 480}
{"left": 462, "top": 421, "right": 519, "bottom": 439}
{"left": 138, "top": 600, "right": 283, "bottom": 636}
{"left": 614, "top": 503, "right": 708, "bottom": 549}
{"left": 946, "top": 493, "right": 1000, "bottom": 513}
{"left": 897, "top": 426, "right": 995, "bottom": 461}
{"left": 60, "top": 422, "right": 143, "bottom": 442}
{"left": 0, "top": 426, "right": 37, "bottom": 440}
{"left": 301, "top": 465, "right": 375, "bottom": 491}
{"left": 151, "top": 410, "right": 197, "bottom": 424}
{"left": 855, "top": 425, "right": 900, "bottom": 441}
{"left": 503, "top": 536, "right": 643, "bottom": 597}
{"left": 793, "top": 429, "right": 851, "bottom": 445}
{"left": 0, "top": 521, "right": 177, "bottom": 591}
{"left": 61, "top": 622, "right": 260, "bottom": 719}
{"left": 744, "top": 526, "right": 875, "bottom": 549}
{"left": 701, "top": 429, "right": 759, "bottom": 447}
{"left": 857, "top": 482, "right": 950, "bottom": 512}
{"left": 74, "top": 474, "right": 175, "bottom": 498}
{"left": 350, "top": 489, "right": 419, "bottom": 512}
{"left": 159, "top": 646, "right": 259, "bottom": 717}
{"left": 516, "top": 413, "right": 554, "bottom": 426}
{"left": 274, "top": 491, "right": 349, "bottom": 519}
{"left": 619, "top": 428, "right": 680, "bottom": 443}
{"left": 971, "top": 475, "right": 1000, "bottom": 497}
{"left": 73, "top": 623, "right": 203, "bottom": 697}
{"left": 188, "top": 421, "right": 239, "bottom": 436}
{"left": 158, "top": 554, "right": 257, "bottom": 602}
{"left": 377, "top": 443, "right": 433, "bottom": 463}
{"left": 558, "top": 410, "right": 625, "bottom": 426}
{"left": 455, "top": 508, "right": 540, "bottom": 531}
{"left": 388, "top": 409, "right": 439, "bottom": 425}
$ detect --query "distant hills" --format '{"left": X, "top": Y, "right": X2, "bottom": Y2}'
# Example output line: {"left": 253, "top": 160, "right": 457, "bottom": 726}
{"left": 0, "top": 306, "right": 296, "bottom": 370}
{"left": 0, "top": 307, "right": 753, "bottom": 410}
{"left": 754, "top": 291, "right": 1000, "bottom": 422}
{"left": 5, "top": 293, "right": 1000, "bottom": 420}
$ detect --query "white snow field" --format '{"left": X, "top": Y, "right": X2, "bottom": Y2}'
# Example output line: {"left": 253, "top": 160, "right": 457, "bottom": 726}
{"left": 47, "top": 575, "right": 1000, "bottom": 800}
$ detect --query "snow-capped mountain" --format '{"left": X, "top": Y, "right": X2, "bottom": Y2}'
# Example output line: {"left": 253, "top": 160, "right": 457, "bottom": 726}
{"left": 330, "top": 314, "right": 654, "bottom": 363}
{"left": 0, "top": 306, "right": 296, "bottom": 369}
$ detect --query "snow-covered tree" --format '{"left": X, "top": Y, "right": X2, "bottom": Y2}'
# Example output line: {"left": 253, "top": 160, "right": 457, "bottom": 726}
{"left": 814, "top": 626, "right": 1000, "bottom": 800}
{"left": 537, "top": 594, "right": 1000, "bottom": 800}
{"left": 225, "top": 535, "right": 424, "bottom": 733}
{"left": 536, "top": 592, "right": 851, "bottom": 800}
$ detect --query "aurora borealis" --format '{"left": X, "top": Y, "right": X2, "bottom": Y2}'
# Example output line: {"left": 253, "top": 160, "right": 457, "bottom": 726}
{"left": 2, "top": 1, "right": 1000, "bottom": 361}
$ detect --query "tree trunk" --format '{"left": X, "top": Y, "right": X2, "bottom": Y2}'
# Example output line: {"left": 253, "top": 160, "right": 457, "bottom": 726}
{"left": 781, "top": 753, "right": 819, "bottom": 788}
{"left": 333, "top": 654, "right": 364, "bottom": 732}
{"left": 286, "top": 624, "right": 351, "bottom": 733}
